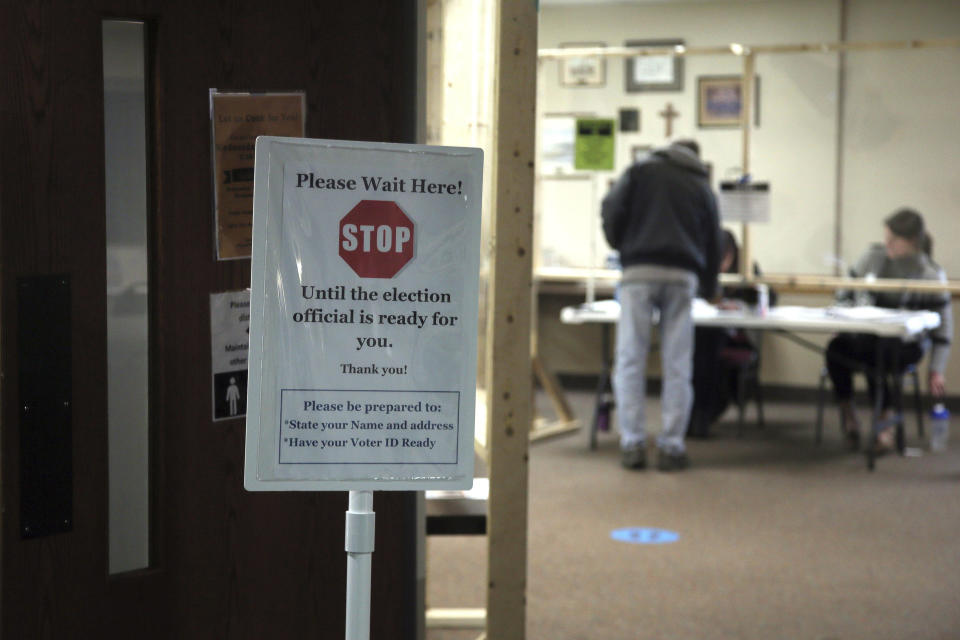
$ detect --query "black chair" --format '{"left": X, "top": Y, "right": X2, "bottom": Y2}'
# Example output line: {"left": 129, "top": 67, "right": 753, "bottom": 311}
{"left": 718, "top": 344, "right": 765, "bottom": 436}
{"left": 814, "top": 362, "right": 923, "bottom": 446}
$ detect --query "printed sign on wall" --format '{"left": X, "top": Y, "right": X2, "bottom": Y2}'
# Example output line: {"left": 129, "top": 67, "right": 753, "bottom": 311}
{"left": 244, "top": 137, "right": 483, "bottom": 491}
{"left": 718, "top": 181, "right": 771, "bottom": 223}
{"left": 574, "top": 118, "right": 615, "bottom": 170}
{"left": 210, "top": 91, "right": 305, "bottom": 260}
{"left": 210, "top": 290, "right": 250, "bottom": 421}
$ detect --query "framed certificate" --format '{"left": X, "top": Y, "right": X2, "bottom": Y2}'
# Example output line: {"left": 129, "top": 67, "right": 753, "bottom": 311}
{"left": 559, "top": 42, "right": 606, "bottom": 87}
{"left": 625, "top": 39, "right": 684, "bottom": 92}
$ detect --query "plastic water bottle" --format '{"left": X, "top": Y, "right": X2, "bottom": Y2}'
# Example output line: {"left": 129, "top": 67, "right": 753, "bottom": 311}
{"left": 755, "top": 284, "right": 769, "bottom": 316}
{"left": 930, "top": 403, "right": 950, "bottom": 452}
{"left": 854, "top": 273, "right": 875, "bottom": 307}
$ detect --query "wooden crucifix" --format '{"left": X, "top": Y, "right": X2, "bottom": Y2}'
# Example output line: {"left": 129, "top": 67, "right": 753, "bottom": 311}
{"left": 658, "top": 102, "right": 679, "bottom": 138}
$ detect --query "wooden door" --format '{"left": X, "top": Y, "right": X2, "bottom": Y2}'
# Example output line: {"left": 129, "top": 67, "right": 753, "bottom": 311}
{"left": 0, "top": 2, "right": 419, "bottom": 638}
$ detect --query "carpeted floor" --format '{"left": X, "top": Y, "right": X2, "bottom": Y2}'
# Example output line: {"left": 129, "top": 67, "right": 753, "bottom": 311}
{"left": 426, "top": 391, "right": 960, "bottom": 640}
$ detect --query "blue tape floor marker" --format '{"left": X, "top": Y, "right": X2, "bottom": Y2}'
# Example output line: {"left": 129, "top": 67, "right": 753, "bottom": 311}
{"left": 610, "top": 527, "right": 680, "bottom": 545}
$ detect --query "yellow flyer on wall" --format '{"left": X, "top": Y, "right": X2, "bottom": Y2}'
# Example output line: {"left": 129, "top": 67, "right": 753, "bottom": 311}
{"left": 210, "top": 91, "right": 305, "bottom": 260}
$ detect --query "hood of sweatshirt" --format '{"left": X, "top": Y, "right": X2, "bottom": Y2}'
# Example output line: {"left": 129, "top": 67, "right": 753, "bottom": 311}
{"left": 652, "top": 142, "right": 708, "bottom": 177}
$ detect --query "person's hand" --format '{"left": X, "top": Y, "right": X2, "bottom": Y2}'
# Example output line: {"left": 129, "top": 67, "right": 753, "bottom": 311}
{"left": 717, "top": 298, "right": 744, "bottom": 311}
{"left": 929, "top": 371, "right": 946, "bottom": 398}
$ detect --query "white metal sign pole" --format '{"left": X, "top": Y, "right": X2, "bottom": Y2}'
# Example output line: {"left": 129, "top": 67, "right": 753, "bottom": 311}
{"left": 345, "top": 490, "right": 375, "bottom": 640}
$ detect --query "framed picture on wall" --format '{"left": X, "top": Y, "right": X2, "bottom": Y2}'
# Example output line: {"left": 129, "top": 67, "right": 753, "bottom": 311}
{"left": 697, "top": 75, "right": 761, "bottom": 128}
{"left": 559, "top": 42, "right": 606, "bottom": 87}
{"left": 619, "top": 108, "right": 640, "bottom": 132}
{"left": 625, "top": 39, "right": 684, "bottom": 92}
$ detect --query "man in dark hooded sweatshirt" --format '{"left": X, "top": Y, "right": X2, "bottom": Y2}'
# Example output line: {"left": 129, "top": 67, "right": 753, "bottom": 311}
{"left": 602, "top": 139, "right": 720, "bottom": 471}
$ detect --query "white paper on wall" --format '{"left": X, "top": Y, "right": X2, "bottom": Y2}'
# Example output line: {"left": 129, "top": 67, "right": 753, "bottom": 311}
{"left": 718, "top": 181, "right": 771, "bottom": 223}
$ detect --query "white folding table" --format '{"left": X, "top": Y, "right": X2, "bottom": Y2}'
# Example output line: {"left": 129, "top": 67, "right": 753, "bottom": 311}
{"left": 561, "top": 300, "right": 940, "bottom": 469}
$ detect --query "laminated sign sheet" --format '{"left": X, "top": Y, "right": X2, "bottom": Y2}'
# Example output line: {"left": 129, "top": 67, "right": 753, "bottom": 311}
{"left": 244, "top": 137, "right": 483, "bottom": 490}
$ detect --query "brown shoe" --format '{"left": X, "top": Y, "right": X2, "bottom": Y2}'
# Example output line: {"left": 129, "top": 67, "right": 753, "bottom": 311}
{"left": 871, "top": 427, "right": 896, "bottom": 457}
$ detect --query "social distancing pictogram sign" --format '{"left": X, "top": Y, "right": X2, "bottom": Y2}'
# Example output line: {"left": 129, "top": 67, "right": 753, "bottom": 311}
{"left": 244, "top": 137, "right": 483, "bottom": 491}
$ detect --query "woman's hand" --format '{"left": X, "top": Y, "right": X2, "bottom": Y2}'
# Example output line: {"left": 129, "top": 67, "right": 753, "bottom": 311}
{"left": 929, "top": 370, "right": 946, "bottom": 398}
{"left": 717, "top": 298, "right": 745, "bottom": 311}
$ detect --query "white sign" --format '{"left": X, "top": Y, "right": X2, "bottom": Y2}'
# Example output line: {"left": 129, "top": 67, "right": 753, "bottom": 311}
{"left": 244, "top": 137, "right": 483, "bottom": 491}
{"left": 718, "top": 181, "right": 771, "bottom": 223}
{"left": 632, "top": 55, "right": 674, "bottom": 84}
{"left": 210, "top": 290, "right": 251, "bottom": 421}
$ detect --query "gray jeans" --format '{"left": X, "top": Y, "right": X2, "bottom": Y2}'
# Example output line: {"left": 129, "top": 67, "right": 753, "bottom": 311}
{"left": 614, "top": 277, "right": 695, "bottom": 454}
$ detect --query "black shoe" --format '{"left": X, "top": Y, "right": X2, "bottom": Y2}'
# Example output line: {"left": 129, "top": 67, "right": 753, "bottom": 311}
{"left": 621, "top": 445, "right": 647, "bottom": 470}
{"left": 656, "top": 450, "right": 689, "bottom": 472}
{"left": 843, "top": 428, "right": 861, "bottom": 451}
{"left": 840, "top": 406, "right": 861, "bottom": 451}
{"left": 686, "top": 412, "right": 711, "bottom": 439}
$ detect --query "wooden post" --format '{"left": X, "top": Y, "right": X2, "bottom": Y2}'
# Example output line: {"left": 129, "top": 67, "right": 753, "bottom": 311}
{"left": 833, "top": 0, "right": 849, "bottom": 275}
{"left": 740, "top": 51, "right": 756, "bottom": 281}
{"left": 424, "top": 0, "right": 444, "bottom": 145}
{"left": 485, "top": 1, "right": 536, "bottom": 638}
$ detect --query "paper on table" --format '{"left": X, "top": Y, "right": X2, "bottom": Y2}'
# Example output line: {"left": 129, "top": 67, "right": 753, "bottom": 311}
{"left": 825, "top": 306, "right": 916, "bottom": 322}
{"left": 692, "top": 298, "right": 719, "bottom": 317}
{"left": 587, "top": 299, "right": 620, "bottom": 314}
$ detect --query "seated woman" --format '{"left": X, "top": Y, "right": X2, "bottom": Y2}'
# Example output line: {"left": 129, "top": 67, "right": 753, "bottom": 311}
{"left": 688, "top": 229, "right": 775, "bottom": 437}
{"left": 827, "top": 207, "right": 952, "bottom": 452}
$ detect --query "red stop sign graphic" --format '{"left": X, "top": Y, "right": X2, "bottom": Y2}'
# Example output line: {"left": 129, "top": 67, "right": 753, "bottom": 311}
{"left": 339, "top": 200, "right": 415, "bottom": 278}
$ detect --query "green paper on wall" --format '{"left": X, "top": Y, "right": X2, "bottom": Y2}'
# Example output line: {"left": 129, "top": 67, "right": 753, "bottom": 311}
{"left": 574, "top": 118, "right": 615, "bottom": 170}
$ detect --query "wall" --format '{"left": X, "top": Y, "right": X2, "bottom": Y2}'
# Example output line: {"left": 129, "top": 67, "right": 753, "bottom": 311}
{"left": 839, "top": 0, "right": 960, "bottom": 397}
{"left": 426, "top": 0, "right": 498, "bottom": 384}
{"left": 538, "top": 0, "right": 841, "bottom": 274}
{"left": 428, "top": 0, "right": 497, "bottom": 265}
{"left": 841, "top": 0, "right": 960, "bottom": 276}
{"left": 537, "top": 0, "right": 960, "bottom": 396}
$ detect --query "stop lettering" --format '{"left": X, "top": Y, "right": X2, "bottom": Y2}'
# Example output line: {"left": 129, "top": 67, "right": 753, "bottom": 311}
{"left": 339, "top": 200, "right": 415, "bottom": 278}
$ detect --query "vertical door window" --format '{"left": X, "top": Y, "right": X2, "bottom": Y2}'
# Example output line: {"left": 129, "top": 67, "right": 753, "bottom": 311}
{"left": 103, "top": 19, "right": 151, "bottom": 574}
